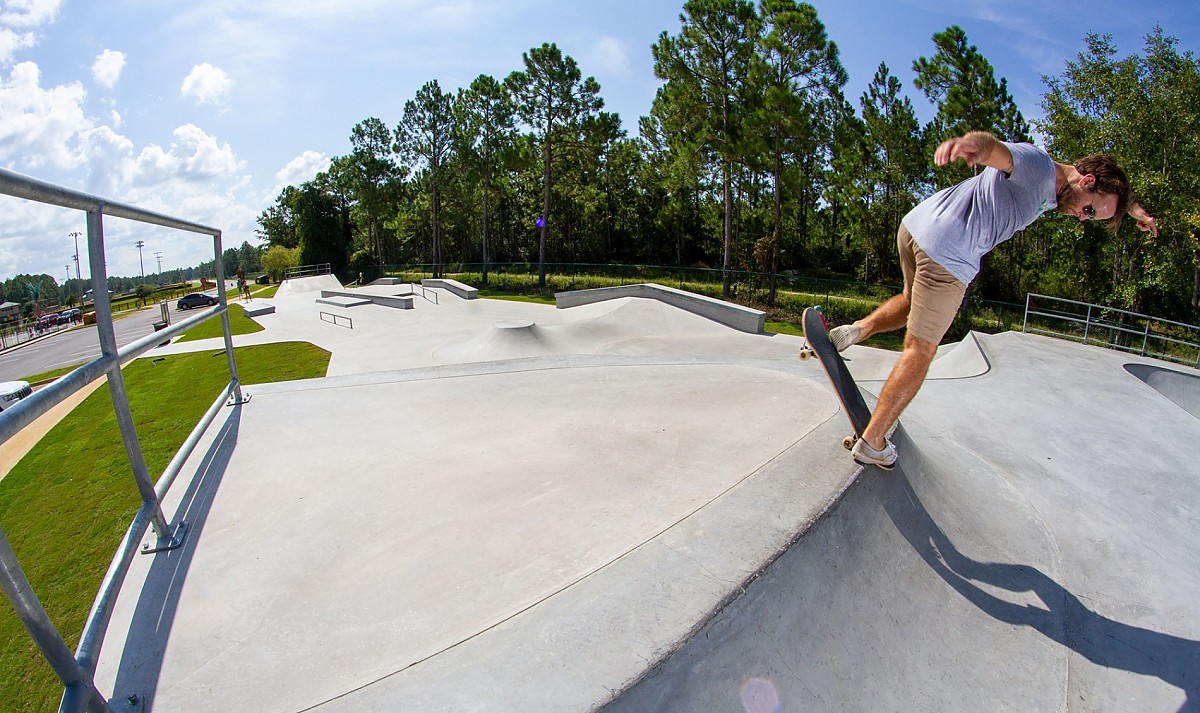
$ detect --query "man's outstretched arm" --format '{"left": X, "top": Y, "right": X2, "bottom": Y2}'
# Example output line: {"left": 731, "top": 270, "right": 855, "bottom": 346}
{"left": 1127, "top": 202, "right": 1158, "bottom": 237}
{"left": 934, "top": 131, "right": 1014, "bottom": 174}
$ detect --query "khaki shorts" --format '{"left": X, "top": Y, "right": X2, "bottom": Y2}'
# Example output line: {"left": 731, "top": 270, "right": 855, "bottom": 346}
{"left": 898, "top": 224, "right": 966, "bottom": 344}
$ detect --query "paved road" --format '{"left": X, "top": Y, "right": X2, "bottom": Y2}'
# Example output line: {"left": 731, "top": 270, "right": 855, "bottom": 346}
{"left": 0, "top": 304, "right": 177, "bottom": 383}
{"left": 0, "top": 282, "right": 237, "bottom": 384}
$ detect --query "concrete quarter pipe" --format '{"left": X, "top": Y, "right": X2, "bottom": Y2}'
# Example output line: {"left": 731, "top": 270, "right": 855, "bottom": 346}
{"left": 605, "top": 332, "right": 1200, "bottom": 713}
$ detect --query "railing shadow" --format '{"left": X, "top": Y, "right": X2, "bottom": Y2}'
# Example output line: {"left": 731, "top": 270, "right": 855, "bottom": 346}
{"left": 109, "top": 405, "right": 242, "bottom": 708}
{"left": 884, "top": 462, "right": 1200, "bottom": 712}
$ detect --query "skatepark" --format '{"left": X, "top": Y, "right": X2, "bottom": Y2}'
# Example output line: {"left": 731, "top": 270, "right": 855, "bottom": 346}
{"left": 57, "top": 274, "right": 1200, "bottom": 711}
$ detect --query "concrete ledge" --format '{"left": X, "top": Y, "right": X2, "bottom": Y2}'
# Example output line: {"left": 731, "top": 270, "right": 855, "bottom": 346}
{"left": 555, "top": 283, "right": 765, "bottom": 334}
{"left": 421, "top": 278, "right": 478, "bottom": 300}
{"left": 317, "top": 295, "right": 372, "bottom": 308}
{"left": 320, "top": 290, "right": 414, "bottom": 310}
{"left": 243, "top": 305, "right": 276, "bottom": 318}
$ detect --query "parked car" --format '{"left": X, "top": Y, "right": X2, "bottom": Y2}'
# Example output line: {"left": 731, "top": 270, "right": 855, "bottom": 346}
{"left": 60, "top": 308, "right": 81, "bottom": 322}
{"left": 177, "top": 292, "right": 218, "bottom": 310}
{"left": 36, "top": 314, "right": 58, "bottom": 330}
{"left": 0, "top": 380, "right": 33, "bottom": 412}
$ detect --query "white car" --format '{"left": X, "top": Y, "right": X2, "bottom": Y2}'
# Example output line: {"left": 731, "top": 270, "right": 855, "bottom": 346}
{"left": 0, "top": 380, "right": 33, "bottom": 412}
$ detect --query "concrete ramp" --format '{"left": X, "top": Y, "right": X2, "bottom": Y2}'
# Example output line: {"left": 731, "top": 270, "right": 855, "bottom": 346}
{"left": 274, "top": 273, "right": 344, "bottom": 298}
{"left": 605, "top": 331, "right": 1200, "bottom": 712}
{"left": 927, "top": 331, "right": 990, "bottom": 379}
{"left": 603, "top": 431, "right": 1064, "bottom": 712}
{"left": 1124, "top": 362, "right": 1200, "bottom": 419}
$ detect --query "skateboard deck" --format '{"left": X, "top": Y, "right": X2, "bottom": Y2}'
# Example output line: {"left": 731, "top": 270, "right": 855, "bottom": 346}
{"left": 800, "top": 307, "right": 873, "bottom": 450}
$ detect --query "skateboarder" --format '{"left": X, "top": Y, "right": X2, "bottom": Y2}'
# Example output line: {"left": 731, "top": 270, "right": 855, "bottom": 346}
{"left": 826, "top": 131, "right": 1158, "bottom": 468}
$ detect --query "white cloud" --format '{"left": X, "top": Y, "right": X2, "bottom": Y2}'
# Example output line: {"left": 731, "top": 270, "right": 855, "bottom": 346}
{"left": 91, "top": 49, "right": 125, "bottom": 89}
{"left": 0, "top": 60, "right": 89, "bottom": 169}
{"left": 584, "top": 36, "right": 630, "bottom": 76}
{"left": 0, "top": 0, "right": 62, "bottom": 29}
{"left": 130, "top": 123, "right": 242, "bottom": 186}
{"left": 181, "top": 63, "right": 232, "bottom": 104}
{"left": 0, "top": 28, "right": 35, "bottom": 65}
{"left": 273, "top": 150, "right": 330, "bottom": 193}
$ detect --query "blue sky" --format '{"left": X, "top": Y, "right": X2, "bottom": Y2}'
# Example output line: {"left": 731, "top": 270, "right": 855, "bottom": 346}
{"left": 1, "top": 0, "right": 1196, "bottom": 283}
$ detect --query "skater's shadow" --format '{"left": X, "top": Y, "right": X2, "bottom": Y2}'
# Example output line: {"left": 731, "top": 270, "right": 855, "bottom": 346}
{"left": 884, "top": 468, "right": 1200, "bottom": 712}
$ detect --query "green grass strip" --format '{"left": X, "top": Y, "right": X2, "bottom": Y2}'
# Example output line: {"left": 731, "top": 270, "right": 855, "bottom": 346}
{"left": 175, "top": 303, "right": 264, "bottom": 343}
{"left": 0, "top": 341, "right": 330, "bottom": 711}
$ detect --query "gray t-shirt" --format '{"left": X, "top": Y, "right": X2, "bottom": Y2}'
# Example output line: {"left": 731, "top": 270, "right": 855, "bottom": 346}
{"left": 903, "top": 142, "right": 1057, "bottom": 284}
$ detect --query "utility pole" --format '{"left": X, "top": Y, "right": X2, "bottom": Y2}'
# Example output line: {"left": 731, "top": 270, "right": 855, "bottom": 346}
{"left": 69, "top": 231, "right": 82, "bottom": 298}
{"left": 135, "top": 240, "right": 145, "bottom": 285}
{"left": 154, "top": 251, "right": 164, "bottom": 283}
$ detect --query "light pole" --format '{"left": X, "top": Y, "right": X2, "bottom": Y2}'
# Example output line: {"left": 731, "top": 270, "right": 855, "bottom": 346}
{"left": 69, "top": 231, "right": 82, "bottom": 298}
{"left": 135, "top": 240, "right": 145, "bottom": 285}
{"left": 154, "top": 251, "right": 163, "bottom": 284}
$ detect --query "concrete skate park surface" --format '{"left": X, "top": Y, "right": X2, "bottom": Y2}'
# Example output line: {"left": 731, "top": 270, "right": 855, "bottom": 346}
{"left": 90, "top": 275, "right": 1199, "bottom": 712}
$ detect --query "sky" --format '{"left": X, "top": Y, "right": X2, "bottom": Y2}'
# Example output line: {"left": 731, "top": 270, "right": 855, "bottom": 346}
{"left": 1, "top": 0, "right": 1196, "bottom": 285}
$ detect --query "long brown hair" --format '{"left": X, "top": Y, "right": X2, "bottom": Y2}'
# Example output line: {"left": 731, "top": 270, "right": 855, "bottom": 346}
{"left": 1074, "top": 154, "right": 1131, "bottom": 230}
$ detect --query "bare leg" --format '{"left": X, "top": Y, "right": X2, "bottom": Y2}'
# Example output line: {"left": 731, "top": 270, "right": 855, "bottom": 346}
{"left": 861, "top": 331, "right": 938, "bottom": 451}
{"left": 854, "top": 292, "right": 912, "bottom": 342}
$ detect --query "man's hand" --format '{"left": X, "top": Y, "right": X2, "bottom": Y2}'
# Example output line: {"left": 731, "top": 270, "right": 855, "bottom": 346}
{"left": 934, "top": 131, "right": 1014, "bottom": 174}
{"left": 1128, "top": 203, "right": 1158, "bottom": 237}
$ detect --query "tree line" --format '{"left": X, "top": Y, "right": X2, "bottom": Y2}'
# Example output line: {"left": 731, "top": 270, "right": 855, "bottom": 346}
{"left": 1, "top": 240, "right": 264, "bottom": 318}
{"left": 255, "top": 0, "right": 1200, "bottom": 325}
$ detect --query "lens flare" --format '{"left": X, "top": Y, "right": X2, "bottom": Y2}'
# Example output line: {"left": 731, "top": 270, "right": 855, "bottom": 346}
{"left": 740, "top": 676, "right": 781, "bottom": 713}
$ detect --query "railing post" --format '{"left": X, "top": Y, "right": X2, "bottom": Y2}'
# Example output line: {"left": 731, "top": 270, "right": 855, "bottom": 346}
{"left": 86, "top": 210, "right": 172, "bottom": 539}
{"left": 1083, "top": 304, "right": 1092, "bottom": 344}
{"left": 1142, "top": 320, "right": 1151, "bottom": 356}
{"left": 212, "top": 232, "right": 247, "bottom": 405}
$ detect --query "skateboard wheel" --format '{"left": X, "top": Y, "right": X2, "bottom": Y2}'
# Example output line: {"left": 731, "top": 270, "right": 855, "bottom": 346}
{"left": 799, "top": 349, "right": 812, "bottom": 361}
{"left": 842, "top": 434, "right": 857, "bottom": 451}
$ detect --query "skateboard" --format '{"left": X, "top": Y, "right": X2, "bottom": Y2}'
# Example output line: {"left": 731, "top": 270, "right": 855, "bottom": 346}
{"left": 800, "top": 307, "right": 873, "bottom": 451}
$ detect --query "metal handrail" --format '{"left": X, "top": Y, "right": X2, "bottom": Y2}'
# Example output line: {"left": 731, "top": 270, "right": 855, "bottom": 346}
{"left": 320, "top": 311, "right": 353, "bottom": 329}
{"left": 401, "top": 282, "right": 439, "bottom": 305}
{"left": 284, "top": 263, "right": 331, "bottom": 280}
{"left": 1022, "top": 293, "right": 1200, "bottom": 368}
{"left": 0, "top": 167, "right": 246, "bottom": 712}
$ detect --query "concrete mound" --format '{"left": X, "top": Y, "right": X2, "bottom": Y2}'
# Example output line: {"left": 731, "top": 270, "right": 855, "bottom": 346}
{"left": 538, "top": 297, "right": 736, "bottom": 355}
{"left": 433, "top": 320, "right": 551, "bottom": 362}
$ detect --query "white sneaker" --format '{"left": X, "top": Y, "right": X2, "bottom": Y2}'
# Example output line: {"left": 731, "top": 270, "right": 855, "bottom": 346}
{"left": 829, "top": 324, "right": 861, "bottom": 352}
{"left": 852, "top": 437, "right": 897, "bottom": 470}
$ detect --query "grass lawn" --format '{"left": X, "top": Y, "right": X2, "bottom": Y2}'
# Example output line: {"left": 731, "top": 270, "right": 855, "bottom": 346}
{"left": 19, "top": 365, "right": 81, "bottom": 384}
{"left": 175, "top": 302, "right": 265, "bottom": 343}
{"left": 477, "top": 290, "right": 556, "bottom": 306}
{"left": 0, "top": 341, "right": 330, "bottom": 712}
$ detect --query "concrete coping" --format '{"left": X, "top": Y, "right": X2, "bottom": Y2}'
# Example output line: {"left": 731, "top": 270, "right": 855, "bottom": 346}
{"left": 421, "top": 278, "right": 478, "bottom": 300}
{"left": 554, "top": 283, "right": 765, "bottom": 334}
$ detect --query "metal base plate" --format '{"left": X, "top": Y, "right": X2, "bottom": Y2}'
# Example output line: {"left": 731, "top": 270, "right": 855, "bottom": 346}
{"left": 140, "top": 520, "right": 189, "bottom": 555}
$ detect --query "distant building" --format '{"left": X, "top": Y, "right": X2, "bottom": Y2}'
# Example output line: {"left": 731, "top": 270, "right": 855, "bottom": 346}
{"left": 0, "top": 301, "right": 20, "bottom": 324}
